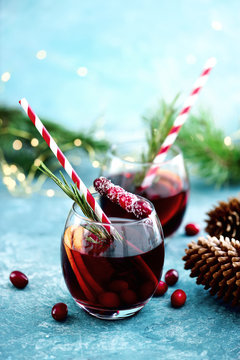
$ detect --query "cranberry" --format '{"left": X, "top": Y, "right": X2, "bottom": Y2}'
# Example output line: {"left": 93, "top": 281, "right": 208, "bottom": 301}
{"left": 171, "top": 289, "right": 187, "bottom": 308}
{"left": 185, "top": 223, "right": 200, "bottom": 236}
{"left": 93, "top": 177, "right": 111, "bottom": 195}
{"left": 107, "top": 186, "right": 125, "bottom": 203}
{"left": 99, "top": 292, "right": 120, "bottom": 308}
{"left": 133, "top": 199, "right": 152, "bottom": 219}
{"left": 9, "top": 271, "right": 28, "bottom": 289}
{"left": 51, "top": 303, "right": 68, "bottom": 321}
{"left": 119, "top": 192, "right": 137, "bottom": 212}
{"left": 109, "top": 280, "right": 129, "bottom": 293}
{"left": 154, "top": 281, "right": 168, "bottom": 296}
{"left": 165, "top": 269, "right": 179, "bottom": 286}
{"left": 120, "top": 289, "right": 137, "bottom": 305}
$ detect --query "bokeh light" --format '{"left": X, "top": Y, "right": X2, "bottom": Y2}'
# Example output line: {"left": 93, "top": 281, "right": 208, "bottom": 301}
{"left": 1, "top": 72, "right": 11, "bottom": 82}
{"left": 12, "top": 140, "right": 23, "bottom": 150}
{"left": 36, "top": 50, "right": 47, "bottom": 60}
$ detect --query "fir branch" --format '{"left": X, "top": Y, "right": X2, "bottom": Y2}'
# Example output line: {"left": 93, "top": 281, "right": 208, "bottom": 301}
{"left": 142, "top": 95, "right": 179, "bottom": 163}
{"left": 178, "top": 111, "right": 240, "bottom": 186}
{"left": 0, "top": 106, "right": 110, "bottom": 182}
{"left": 142, "top": 97, "right": 240, "bottom": 187}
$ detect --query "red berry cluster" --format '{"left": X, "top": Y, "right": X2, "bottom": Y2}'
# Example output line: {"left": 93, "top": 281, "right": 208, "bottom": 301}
{"left": 94, "top": 177, "right": 152, "bottom": 219}
{"left": 154, "top": 268, "right": 186, "bottom": 308}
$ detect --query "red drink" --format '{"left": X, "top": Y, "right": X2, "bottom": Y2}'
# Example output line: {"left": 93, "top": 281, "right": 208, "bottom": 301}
{"left": 61, "top": 237, "right": 164, "bottom": 317}
{"left": 101, "top": 171, "right": 189, "bottom": 237}
{"left": 61, "top": 196, "right": 164, "bottom": 320}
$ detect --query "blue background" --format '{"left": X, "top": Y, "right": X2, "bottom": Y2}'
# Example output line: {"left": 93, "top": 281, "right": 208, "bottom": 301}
{"left": 1, "top": 0, "right": 240, "bottom": 139}
{"left": 1, "top": 2, "right": 240, "bottom": 359}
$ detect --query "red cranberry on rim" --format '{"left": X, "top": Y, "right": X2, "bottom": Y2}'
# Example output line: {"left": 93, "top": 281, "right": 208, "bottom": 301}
{"left": 10, "top": 271, "right": 28, "bottom": 289}
{"left": 119, "top": 192, "right": 137, "bottom": 212}
{"left": 107, "top": 186, "right": 125, "bottom": 203}
{"left": 93, "top": 177, "right": 111, "bottom": 195}
{"left": 154, "top": 281, "right": 168, "bottom": 296}
{"left": 133, "top": 199, "right": 152, "bottom": 219}
{"left": 171, "top": 289, "right": 186, "bottom": 308}
{"left": 51, "top": 303, "right": 68, "bottom": 321}
{"left": 165, "top": 269, "right": 179, "bottom": 286}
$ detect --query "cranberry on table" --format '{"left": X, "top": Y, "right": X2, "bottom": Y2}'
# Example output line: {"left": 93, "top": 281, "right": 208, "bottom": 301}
{"left": 171, "top": 289, "right": 187, "bottom": 308}
{"left": 154, "top": 281, "right": 168, "bottom": 296}
{"left": 51, "top": 303, "right": 68, "bottom": 321}
{"left": 165, "top": 269, "right": 179, "bottom": 286}
{"left": 9, "top": 270, "right": 28, "bottom": 289}
{"left": 185, "top": 223, "right": 200, "bottom": 236}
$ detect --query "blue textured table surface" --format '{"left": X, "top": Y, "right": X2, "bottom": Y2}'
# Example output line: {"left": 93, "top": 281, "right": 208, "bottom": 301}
{"left": 0, "top": 178, "right": 240, "bottom": 360}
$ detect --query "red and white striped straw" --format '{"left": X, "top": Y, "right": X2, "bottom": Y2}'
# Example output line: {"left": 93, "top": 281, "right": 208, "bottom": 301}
{"left": 141, "top": 57, "right": 216, "bottom": 189}
{"left": 19, "top": 98, "right": 111, "bottom": 227}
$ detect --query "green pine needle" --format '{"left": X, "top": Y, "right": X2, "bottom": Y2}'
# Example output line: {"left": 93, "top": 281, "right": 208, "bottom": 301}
{"left": 142, "top": 97, "right": 240, "bottom": 187}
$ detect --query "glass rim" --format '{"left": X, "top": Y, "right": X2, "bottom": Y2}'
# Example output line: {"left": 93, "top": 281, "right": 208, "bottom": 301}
{"left": 107, "top": 140, "right": 183, "bottom": 166}
{"left": 71, "top": 193, "right": 157, "bottom": 226}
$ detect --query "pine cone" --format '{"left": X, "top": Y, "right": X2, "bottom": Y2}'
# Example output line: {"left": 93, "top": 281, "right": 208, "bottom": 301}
{"left": 205, "top": 198, "right": 240, "bottom": 240}
{"left": 183, "top": 236, "right": 240, "bottom": 306}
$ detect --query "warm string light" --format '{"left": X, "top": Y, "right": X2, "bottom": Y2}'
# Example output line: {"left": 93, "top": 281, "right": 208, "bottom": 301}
{"left": 92, "top": 160, "right": 100, "bottom": 168}
{"left": 3, "top": 176, "right": 16, "bottom": 190}
{"left": 2, "top": 164, "right": 11, "bottom": 175}
{"left": 36, "top": 50, "right": 47, "bottom": 60}
{"left": 46, "top": 189, "right": 55, "bottom": 197}
{"left": 10, "top": 164, "right": 17, "bottom": 173}
{"left": 31, "top": 138, "right": 39, "bottom": 147}
{"left": 1, "top": 72, "right": 11, "bottom": 82}
{"left": 74, "top": 138, "right": 82, "bottom": 146}
{"left": 12, "top": 139, "right": 22, "bottom": 150}
{"left": 77, "top": 67, "right": 88, "bottom": 77}
{"left": 34, "top": 158, "right": 41, "bottom": 167}
{"left": 17, "top": 173, "right": 26, "bottom": 182}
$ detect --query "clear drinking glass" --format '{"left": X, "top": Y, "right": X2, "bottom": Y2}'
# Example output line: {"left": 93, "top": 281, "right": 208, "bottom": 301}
{"left": 61, "top": 194, "right": 164, "bottom": 320}
{"left": 101, "top": 141, "right": 190, "bottom": 238}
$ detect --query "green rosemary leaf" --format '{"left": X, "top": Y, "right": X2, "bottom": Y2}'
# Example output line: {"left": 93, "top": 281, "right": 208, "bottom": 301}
{"left": 38, "top": 162, "right": 113, "bottom": 242}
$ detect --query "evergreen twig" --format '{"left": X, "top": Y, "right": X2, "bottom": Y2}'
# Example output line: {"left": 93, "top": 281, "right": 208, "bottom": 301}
{"left": 142, "top": 98, "right": 240, "bottom": 187}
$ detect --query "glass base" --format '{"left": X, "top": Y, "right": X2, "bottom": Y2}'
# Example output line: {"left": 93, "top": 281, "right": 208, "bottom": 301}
{"left": 75, "top": 301, "right": 144, "bottom": 320}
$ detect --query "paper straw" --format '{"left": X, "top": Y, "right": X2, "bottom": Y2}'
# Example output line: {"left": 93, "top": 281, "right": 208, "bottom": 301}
{"left": 141, "top": 57, "right": 216, "bottom": 189}
{"left": 19, "top": 98, "right": 111, "bottom": 228}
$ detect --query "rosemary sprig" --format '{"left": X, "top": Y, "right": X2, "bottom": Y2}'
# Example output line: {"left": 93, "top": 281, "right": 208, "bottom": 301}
{"left": 38, "top": 162, "right": 112, "bottom": 242}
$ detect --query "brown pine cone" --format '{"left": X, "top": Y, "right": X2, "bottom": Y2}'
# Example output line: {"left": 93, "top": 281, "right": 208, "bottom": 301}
{"left": 205, "top": 197, "right": 240, "bottom": 240}
{"left": 183, "top": 235, "right": 240, "bottom": 306}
